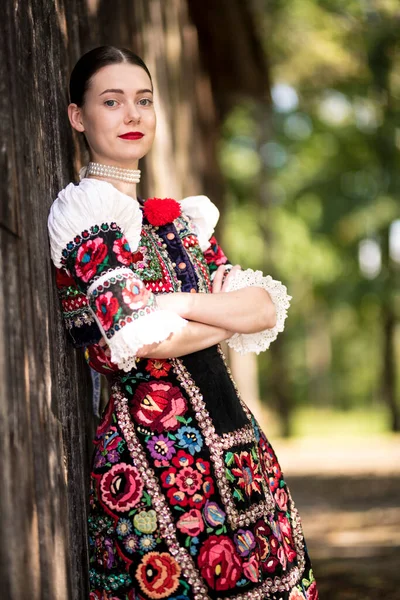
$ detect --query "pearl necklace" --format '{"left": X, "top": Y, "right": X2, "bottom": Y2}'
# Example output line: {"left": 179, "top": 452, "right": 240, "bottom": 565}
{"left": 81, "top": 161, "right": 141, "bottom": 184}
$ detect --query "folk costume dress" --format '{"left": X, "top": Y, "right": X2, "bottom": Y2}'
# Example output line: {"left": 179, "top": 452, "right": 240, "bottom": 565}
{"left": 47, "top": 177, "right": 318, "bottom": 600}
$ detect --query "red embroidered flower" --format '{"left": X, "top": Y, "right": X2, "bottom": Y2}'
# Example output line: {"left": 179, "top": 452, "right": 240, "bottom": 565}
{"left": 278, "top": 513, "right": 297, "bottom": 562}
{"left": 307, "top": 581, "right": 319, "bottom": 600}
{"left": 113, "top": 236, "right": 132, "bottom": 266}
{"left": 131, "top": 381, "right": 187, "bottom": 433}
{"left": 95, "top": 291, "right": 119, "bottom": 331}
{"left": 198, "top": 535, "right": 242, "bottom": 591}
{"left": 176, "top": 508, "right": 204, "bottom": 537}
{"left": 231, "top": 451, "right": 263, "bottom": 497}
{"left": 204, "top": 236, "right": 228, "bottom": 266}
{"left": 275, "top": 487, "right": 288, "bottom": 512}
{"left": 145, "top": 359, "right": 172, "bottom": 379}
{"left": 136, "top": 551, "right": 181, "bottom": 599}
{"left": 254, "top": 520, "right": 272, "bottom": 561}
{"left": 242, "top": 553, "right": 260, "bottom": 582}
{"left": 143, "top": 197, "right": 181, "bottom": 226}
{"left": 99, "top": 463, "right": 143, "bottom": 512}
{"left": 122, "top": 277, "right": 151, "bottom": 310}
{"left": 75, "top": 237, "right": 108, "bottom": 282}
{"left": 160, "top": 450, "right": 214, "bottom": 509}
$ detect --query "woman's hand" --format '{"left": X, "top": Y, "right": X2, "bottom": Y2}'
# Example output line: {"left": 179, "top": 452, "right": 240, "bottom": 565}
{"left": 212, "top": 264, "right": 241, "bottom": 294}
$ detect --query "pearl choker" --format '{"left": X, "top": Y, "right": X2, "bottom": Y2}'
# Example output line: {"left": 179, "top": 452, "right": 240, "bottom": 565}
{"left": 81, "top": 161, "right": 141, "bottom": 184}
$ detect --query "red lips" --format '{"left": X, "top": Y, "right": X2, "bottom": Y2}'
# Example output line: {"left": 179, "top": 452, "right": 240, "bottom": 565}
{"left": 119, "top": 132, "right": 144, "bottom": 140}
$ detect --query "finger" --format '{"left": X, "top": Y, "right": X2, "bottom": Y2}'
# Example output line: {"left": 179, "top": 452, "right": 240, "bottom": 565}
{"left": 212, "top": 265, "right": 226, "bottom": 293}
{"left": 221, "top": 264, "right": 241, "bottom": 292}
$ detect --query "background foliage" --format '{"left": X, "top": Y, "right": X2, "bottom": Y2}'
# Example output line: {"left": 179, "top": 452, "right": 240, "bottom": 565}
{"left": 220, "top": 0, "right": 400, "bottom": 436}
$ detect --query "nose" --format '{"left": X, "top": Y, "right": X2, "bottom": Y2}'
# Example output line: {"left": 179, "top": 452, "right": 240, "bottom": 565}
{"left": 124, "top": 102, "right": 141, "bottom": 124}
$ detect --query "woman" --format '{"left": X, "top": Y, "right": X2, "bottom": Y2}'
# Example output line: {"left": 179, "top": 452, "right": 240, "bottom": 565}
{"left": 47, "top": 46, "right": 318, "bottom": 600}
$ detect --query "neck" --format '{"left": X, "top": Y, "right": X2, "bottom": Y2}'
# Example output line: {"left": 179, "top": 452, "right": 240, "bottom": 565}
{"left": 82, "top": 160, "right": 141, "bottom": 201}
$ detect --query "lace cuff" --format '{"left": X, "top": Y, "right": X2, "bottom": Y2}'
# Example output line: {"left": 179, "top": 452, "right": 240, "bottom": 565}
{"left": 101, "top": 310, "right": 188, "bottom": 372}
{"left": 225, "top": 268, "right": 292, "bottom": 354}
{"left": 87, "top": 269, "right": 188, "bottom": 372}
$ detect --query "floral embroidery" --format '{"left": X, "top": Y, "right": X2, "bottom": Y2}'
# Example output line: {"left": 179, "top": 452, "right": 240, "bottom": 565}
{"left": 121, "top": 277, "right": 151, "bottom": 310}
{"left": 95, "top": 291, "right": 120, "bottom": 330}
{"left": 124, "top": 533, "right": 138, "bottom": 554}
{"left": 116, "top": 518, "right": 132, "bottom": 537}
{"left": 176, "top": 508, "right": 204, "bottom": 537}
{"left": 203, "top": 500, "right": 226, "bottom": 528}
{"left": 75, "top": 237, "right": 108, "bottom": 282}
{"left": 160, "top": 450, "right": 214, "bottom": 509}
{"left": 198, "top": 535, "right": 242, "bottom": 591}
{"left": 275, "top": 487, "right": 289, "bottom": 512}
{"left": 113, "top": 236, "right": 132, "bottom": 266}
{"left": 133, "top": 509, "right": 158, "bottom": 534}
{"left": 147, "top": 433, "right": 177, "bottom": 461}
{"left": 234, "top": 529, "right": 256, "bottom": 557}
{"left": 136, "top": 551, "right": 181, "bottom": 598}
{"left": 145, "top": 358, "right": 172, "bottom": 379}
{"left": 131, "top": 381, "right": 187, "bottom": 433}
{"left": 175, "top": 426, "right": 203, "bottom": 455}
{"left": 99, "top": 463, "right": 144, "bottom": 512}
{"left": 230, "top": 450, "right": 263, "bottom": 498}
{"left": 278, "top": 513, "right": 297, "bottom": 562}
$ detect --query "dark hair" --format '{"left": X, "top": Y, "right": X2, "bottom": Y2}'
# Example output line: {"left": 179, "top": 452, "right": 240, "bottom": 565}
{"left": 69, "top": 46, "right": 153, "bottom": 107}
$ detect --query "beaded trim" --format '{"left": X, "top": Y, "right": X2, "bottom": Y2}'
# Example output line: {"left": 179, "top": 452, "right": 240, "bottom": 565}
{"left": 171, "top": 358, "right": 275, "bottom": 530}
{"left": 87, "top": 266, "right": 136, "bottom": 296}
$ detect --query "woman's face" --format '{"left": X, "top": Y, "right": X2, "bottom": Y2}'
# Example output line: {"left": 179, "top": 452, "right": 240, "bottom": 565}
{"left": 69, "top": 63, "right": 156, "bottom": 167}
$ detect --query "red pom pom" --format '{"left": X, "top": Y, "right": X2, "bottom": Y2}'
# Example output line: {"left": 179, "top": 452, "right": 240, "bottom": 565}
{"left": 143, "top": 197, "right": 181, "bottom": 226}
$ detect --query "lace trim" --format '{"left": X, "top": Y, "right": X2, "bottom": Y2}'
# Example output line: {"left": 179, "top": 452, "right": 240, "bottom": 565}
{"left": 225, "top": 268, "right": 292, "bottom": 354}
{"left": 100, "top": 310, "right": 188, "bottom": 372}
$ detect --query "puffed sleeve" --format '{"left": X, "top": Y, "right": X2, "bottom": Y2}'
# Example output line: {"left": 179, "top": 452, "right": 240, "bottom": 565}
{"left": 48, "top": 179, "right": 188, "bottom": 372}
{"left": 180, "top": 194, "right": 292, "bottom": 354}
{"left": 180, "top": 194, "right": 233, "bottom": 278}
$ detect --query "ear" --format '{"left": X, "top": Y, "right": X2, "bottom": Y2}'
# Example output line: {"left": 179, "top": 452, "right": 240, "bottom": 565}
{"left": 68, "top": 103, "right": 85, "bottom": 133}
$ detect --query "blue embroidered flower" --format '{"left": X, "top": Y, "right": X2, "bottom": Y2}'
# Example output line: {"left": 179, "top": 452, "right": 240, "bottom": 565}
{"left": 123, "top": 534, "right": 138, "bottom": 554}
{"left": 116, "top": 518, "right": 132, "bottom": 537}
{"left": 139, "top": 534, "right": 157, "bottom": 551}
{"left": 176, "top": 426, "right": 203, "bottom": 455}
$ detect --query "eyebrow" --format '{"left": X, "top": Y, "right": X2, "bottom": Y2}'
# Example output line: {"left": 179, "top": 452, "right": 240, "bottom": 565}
{"left": 99, "top": 88, "right": 153, "bottom": 96}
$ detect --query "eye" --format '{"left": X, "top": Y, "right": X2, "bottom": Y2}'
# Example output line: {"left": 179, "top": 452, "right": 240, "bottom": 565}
{"left": 104, "top": 99, "right": 118, "bottom": 107}
{"left": 138, "top": 98, "right": 153, "bottom": 107}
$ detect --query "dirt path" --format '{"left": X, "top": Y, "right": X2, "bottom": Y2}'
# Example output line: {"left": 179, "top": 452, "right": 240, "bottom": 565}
{"left": 272, "top": 436, "right": 400, "bottom": 599}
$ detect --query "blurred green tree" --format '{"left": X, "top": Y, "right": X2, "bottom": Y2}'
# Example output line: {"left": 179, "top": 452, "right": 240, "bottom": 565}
{"left": 219, "top": 0, "right": 400, "bottom": 434}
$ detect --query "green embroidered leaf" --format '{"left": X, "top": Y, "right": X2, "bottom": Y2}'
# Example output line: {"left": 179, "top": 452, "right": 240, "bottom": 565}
{"left": 233, "top": 488, "right": 244, "bottom": 501}
{"left": 225, "top": 469, "right": 235, "bottom": 482}
{"left": 185, "top": 536, "right": 191, "bottom": 547}
{"left": 175, "top": 416, "right": 187, "bottom": 423}
{"left": 125, "top": 385, "right": 133, "bottom": 395}
{"left": 225, "top": 452, "right": 235, "bottom": 466}
{"left": 206, "top": 527, "right": 214, "bottom": 534}
{"left": 143, "top": 491, "right": 152, "bottom": 505}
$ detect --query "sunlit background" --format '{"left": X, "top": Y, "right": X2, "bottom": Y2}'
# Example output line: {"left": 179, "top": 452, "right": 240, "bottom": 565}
{"left": 217, "top": 2, "right": 400, "bottom": 597}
